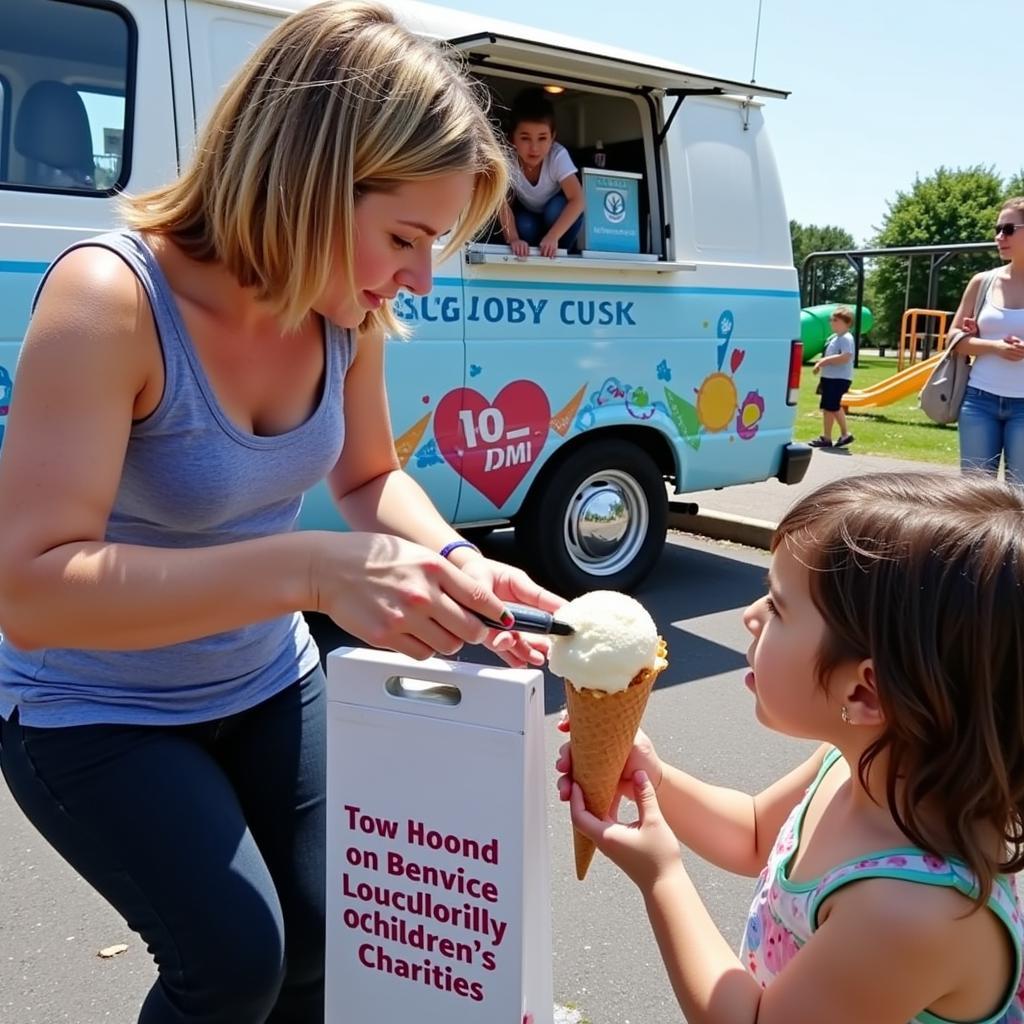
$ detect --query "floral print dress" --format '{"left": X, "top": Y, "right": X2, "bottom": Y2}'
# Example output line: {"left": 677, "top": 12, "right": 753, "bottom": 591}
{"left": 740, "top": 748, "right": 1024, "bottom": 1023}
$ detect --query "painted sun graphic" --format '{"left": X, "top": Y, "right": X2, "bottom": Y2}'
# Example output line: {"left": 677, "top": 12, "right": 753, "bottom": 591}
{"left": 695, "top": 372, "right": 738, "bottom": 433}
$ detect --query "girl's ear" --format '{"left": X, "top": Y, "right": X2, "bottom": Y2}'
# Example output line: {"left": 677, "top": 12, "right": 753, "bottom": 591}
{"left": 842, "top": 659, "right": 884, "bottom": 728}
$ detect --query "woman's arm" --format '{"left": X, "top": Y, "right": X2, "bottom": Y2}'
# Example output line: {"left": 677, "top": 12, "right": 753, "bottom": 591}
{"left": 0, "top": 249, "right": 319, "bottom": 650}
{"left": 952, "top": 272, "right": 1023, "bottom": 358}
{"left": 326, "top": 325, "right": 562, "bottom": 664}
{"left": 0, "top": 255, "right": 511, "bottom": 657}
{"left": 327, "top": 324, "right": 471, "bottom": 557}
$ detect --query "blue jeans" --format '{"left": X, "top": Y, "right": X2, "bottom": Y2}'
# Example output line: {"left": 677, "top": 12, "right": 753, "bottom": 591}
{"left": 512, "top": 193, "right": 583, "bottom": 249}
{"left": 0, "top": 667, "right": 327, "bottom": 1023}
{"left": 959, "top": 385, "right": 1024, "bottom": 485}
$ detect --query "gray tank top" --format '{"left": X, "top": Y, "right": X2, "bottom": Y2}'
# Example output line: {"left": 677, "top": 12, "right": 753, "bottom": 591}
{"left": 0, "top": 231, "right": 351, "bottom": 726}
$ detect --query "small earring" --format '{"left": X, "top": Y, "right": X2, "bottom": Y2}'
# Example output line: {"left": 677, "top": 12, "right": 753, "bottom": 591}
{"left": 841, "top": 705, "right": 851, "bottom": 724}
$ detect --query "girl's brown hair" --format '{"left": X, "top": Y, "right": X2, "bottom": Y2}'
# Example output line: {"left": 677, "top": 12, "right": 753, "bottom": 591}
{"left": 774, "top": 471, "right": 1024, "bottom": 906}
{"left": 122, "top": 0, "right": 509, "bottom": 334}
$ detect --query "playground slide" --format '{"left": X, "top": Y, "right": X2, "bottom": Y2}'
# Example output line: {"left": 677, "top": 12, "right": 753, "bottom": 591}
{"left": 840, "top": 353, "right": 940, "bottom": 410}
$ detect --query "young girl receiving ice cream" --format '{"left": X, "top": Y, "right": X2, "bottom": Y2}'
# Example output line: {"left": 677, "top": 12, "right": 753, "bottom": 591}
{"left": 557, "top": 472, "right": 1024, "bottom": 1024}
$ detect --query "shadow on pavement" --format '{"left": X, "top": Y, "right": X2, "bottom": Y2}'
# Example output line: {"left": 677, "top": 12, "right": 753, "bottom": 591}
{"left": 306, "top": 531, "right": 767, "bottom": 716}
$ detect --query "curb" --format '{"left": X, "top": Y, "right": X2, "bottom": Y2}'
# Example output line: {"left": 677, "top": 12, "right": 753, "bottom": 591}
{"left": 667, "top": 504, "right": 776, "bottom": 550}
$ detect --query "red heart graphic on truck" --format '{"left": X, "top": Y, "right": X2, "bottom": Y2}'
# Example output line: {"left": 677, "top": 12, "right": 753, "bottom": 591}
{"left": 434, "top": 381, "right": 551, "bottom": 508}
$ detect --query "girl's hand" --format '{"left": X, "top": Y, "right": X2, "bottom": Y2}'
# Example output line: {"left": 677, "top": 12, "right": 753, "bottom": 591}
{"left": 812, "top": 363, "right": 821, "bottom": 375}
{"left": 570, "top": 771, "right": 683, "bottom": 892}
{"left": 962, "top": 316, "right": 979, "bottom": 335}
{"left": 539, "top": 233, "right": 560, "bottom": 258}
{"left": 556, "top": 725, "right": 664, "bottom": 815}
{"left": 455, "top": 555, "right": 565, "bottom": 668}
{"left": 510, "top": 238, "right": 529, "bottom": 259}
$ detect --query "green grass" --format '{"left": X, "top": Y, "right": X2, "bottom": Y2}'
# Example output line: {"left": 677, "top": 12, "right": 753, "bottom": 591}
{"left": 796, "top": 355, "right": 959, "bottom": 465}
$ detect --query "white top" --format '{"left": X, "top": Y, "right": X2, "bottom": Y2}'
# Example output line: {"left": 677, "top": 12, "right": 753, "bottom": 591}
{"left": 967, "top": 296, "right": 1024, "bottom": 399}
{"left": 512, "top": 142, "right": 577, "bottom": 212}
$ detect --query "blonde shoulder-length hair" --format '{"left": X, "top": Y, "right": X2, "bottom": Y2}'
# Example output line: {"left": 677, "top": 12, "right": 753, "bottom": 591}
{"left": 122, "top": 0, "right": 510, "bottom": 334}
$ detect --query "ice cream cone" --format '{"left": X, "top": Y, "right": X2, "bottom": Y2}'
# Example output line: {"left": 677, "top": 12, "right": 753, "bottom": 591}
{"left": 565, "top": 638, "right": 667, "bottom": 880}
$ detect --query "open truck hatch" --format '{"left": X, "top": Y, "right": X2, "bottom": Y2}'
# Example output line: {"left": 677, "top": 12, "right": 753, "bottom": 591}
{"left": 447, "top": 30, "right": 789, "bottom": 98}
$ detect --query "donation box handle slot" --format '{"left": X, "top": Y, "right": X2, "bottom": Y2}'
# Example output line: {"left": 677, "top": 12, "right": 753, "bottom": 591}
{"left": 384, "top": 674, "right": 462, "bottom": 706}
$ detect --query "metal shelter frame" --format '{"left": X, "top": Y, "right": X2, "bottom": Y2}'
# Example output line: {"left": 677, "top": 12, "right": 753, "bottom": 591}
{"left": 800, "top": 241, "right": 997, "bottom": 364}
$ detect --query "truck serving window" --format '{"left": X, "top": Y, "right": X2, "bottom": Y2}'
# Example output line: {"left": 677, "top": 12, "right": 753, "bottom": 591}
{"left": 0, "top": 0, "right": 133, "bottom": 195}
{"left": 473, "top": 74, "right": 656, "bottom": 263}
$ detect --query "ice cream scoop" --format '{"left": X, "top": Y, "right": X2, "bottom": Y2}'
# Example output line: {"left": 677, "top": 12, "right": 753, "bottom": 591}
{"left": 476, "top": 603, "right": 575, "bottom": 635}
{"left": 548, "top": 590, "right": 659, "bottom": 694}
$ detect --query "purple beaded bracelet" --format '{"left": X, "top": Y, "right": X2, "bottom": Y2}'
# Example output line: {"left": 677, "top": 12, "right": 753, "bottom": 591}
{"left": 439, "top": 539, "right": 480, "bottom": 560}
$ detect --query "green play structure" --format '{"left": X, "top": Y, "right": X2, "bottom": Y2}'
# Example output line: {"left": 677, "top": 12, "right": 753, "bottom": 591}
{"left": 800, "top": 303, "right": 874, "bottom": 363}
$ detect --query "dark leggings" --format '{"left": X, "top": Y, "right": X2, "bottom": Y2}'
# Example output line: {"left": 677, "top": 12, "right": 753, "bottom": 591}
{"left": 0, "top": 667, "right": 327, "bottom": 1024}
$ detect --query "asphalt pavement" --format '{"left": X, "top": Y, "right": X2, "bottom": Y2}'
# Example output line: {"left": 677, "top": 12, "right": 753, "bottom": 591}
{"left": 0, "top": 529, "right": 817, "bottom": 1024}
{"left": 676, "top": 447, "right": 958, "bottom": 547}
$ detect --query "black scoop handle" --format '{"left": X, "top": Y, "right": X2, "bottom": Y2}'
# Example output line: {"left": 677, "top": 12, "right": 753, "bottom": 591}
{"left": 477, "top": 602, "right": 574, "bottom": 636}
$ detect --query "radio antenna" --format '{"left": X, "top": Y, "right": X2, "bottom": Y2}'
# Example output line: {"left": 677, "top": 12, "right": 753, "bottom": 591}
{"left": 750, "top": 0, "right": 764, "bottom": 83}
{"left": 742, "top": 0, "right": 765, "bottom": 131}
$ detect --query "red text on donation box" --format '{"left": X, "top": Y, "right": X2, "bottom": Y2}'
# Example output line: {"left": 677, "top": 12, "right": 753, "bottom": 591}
{"left": 325, "top": 647, "right": 553, "bottom": 1023}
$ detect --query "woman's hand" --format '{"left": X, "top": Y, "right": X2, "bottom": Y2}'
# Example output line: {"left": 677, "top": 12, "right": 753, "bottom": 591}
{"left": 510, "top": 238, "right": 529, "bottom": 258}
{"left": 811, "top": 362, "right": 822, "bottom": 375}
{"left": 311, "top": 532, "right": 516, "bottom": 661}
{"left": 962, "top": 316, "right": 979, "bottom": 336}
{"left": 569, "top": 770, "right": 683, "bottom": 892}
{"left": 455, "top": 555, "right": 565, "bottom": 667}
{"left": 556, "top": 725, "right": 664, "bottom": 814}
{"left": 539, "top": 233, "right": 560, "bottom": 259}
{"left": 997, "top": 335, "right": 1024, "bottom": 361}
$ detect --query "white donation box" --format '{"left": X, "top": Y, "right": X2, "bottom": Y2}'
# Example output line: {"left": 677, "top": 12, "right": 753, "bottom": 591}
{"left": 325, "top": 646, "right": 553, "bottom": 1023}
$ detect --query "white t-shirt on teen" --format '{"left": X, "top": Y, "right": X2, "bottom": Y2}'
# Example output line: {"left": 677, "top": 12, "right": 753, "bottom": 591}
{"left": 512, "top": 142, "right": 577, "bottom": 212}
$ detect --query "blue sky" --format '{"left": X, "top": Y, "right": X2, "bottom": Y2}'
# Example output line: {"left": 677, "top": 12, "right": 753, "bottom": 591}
{"left": 458, "top": 0, "right": 1022, "bottom": 245}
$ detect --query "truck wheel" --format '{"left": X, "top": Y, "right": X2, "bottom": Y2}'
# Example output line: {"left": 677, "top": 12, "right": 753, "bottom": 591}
{"left": 516, "top": 439, "right": 667, "bottom": 596}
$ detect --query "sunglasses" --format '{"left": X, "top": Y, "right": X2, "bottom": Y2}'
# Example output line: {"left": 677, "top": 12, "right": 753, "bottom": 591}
{"left": 995, "top": 222, "right": 1023, "bottom": 237}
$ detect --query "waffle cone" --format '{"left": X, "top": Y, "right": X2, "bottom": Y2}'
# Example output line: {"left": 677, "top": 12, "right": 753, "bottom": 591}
{"left": 564, "top": 638, "right": 667, "bottom": 880}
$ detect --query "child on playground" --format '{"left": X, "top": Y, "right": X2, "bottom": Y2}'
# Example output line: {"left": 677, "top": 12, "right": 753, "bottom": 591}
{"left": 810, "top": 305, "right": 855, "bottom": 448}
{"left": 498, "top": 89, "right": 584, "bottom": 258}
{"left": 557, "top": 471, "right": 1024, "bottom": 1024}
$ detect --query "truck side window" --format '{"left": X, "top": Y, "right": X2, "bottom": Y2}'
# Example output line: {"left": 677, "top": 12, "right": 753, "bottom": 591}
{"left": 0, "top": 0, "right": 131, "bottom": 194}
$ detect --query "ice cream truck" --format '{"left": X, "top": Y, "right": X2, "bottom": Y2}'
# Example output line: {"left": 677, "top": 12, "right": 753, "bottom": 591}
{"left": 0, "top": 0, "right": 809, "bottom": 594}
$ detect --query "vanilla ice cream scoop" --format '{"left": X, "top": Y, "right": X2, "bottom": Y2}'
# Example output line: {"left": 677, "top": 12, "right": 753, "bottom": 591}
{"left": 548, "top": 590, "right": 659, "bottom": 693}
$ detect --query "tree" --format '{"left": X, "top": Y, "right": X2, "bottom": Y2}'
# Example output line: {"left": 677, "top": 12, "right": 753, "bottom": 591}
{"left": 1005, "top": 169, "right": 1024, "bottom": 199}
{"left": 866, "top": 166, "right": 1005, "bottom": 344}
{"left": 790, "top": 221, "right": 857, "bottom": 305}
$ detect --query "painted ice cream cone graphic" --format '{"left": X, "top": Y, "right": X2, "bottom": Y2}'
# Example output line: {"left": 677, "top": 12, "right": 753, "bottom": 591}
{"left": 550, "top": 383, "right": 588, "bottom": 437}
{"left": 549, "top": 592, "right": 668, "bottom": 880}
{"left": 393, "top": 412, "right": 431, "bottom": 468}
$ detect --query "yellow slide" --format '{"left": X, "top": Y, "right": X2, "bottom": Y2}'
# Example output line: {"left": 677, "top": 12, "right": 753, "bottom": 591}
{"left": 840, "top": 354, "right": 941, "bottom": 410}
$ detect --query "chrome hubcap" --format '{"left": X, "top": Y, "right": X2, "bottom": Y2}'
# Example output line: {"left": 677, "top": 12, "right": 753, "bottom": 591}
{"left": 564, "top": 470, "right": 648, "bottom": 576}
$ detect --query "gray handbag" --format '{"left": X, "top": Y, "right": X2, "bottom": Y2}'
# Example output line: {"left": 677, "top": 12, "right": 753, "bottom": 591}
{"left": 919, "top": 270, "right": 996, "bottom": 424}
